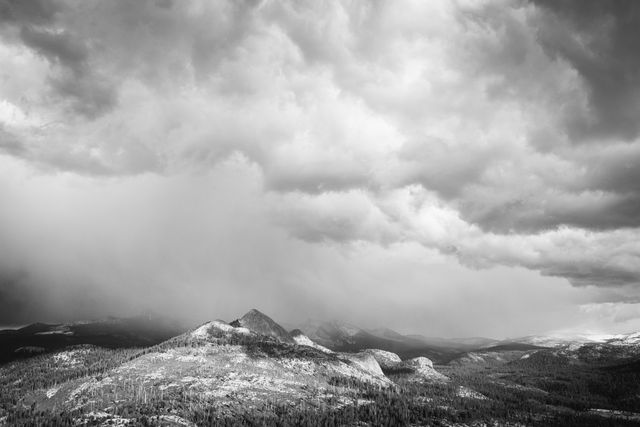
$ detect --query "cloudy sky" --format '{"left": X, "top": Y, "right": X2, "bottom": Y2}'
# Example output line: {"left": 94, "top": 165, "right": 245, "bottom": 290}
{"left": 1, "top": 0, "right": 639, "bottom": 338}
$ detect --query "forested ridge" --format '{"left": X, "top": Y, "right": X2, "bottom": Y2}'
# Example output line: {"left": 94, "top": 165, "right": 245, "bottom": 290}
{"left": 2, "top": 324, "right": 640, "bottom": 426}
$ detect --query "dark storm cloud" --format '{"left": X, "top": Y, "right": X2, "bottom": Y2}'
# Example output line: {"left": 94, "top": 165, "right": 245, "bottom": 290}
{"left": 398, "top": 137, "right": 505, "bottom": 200}
{"left": 0, "top": 0, "right": 117, "bottom": 118}
{"left": 532, "top": 0, "right": 640, "bottom": 142}
{"left": 19, "top": 26, "right": 87, "bottom": 73}
{"left": 544, "top": 265, "right": 640, "bottom": 289}
{"left": 2, "top": 0, "right": 640, "bottom": 334}
{"left": 48, "top": 72, "right": 118, "bottom": 118}
{"left": 0, "top": 0, "right": 59, "bottom": 25}
{"left": 405, "top": 0, "right": 640, "bottom": 236}
{"left": 457, "top": 139, "right": 640, "bottom": 233}
{"left": 17, "top": 26, "right": 117, "bottom": 117}
{"left": 466, "top": 191, "right": 640, "bottom": 233}
{"left": 266, "top": 172, "right": 372, "bottom": 194}
{"left": 583, "top": 145, "right": 640, "bottom": 193}
{"left": 0, "top": 127, "right": 26, "bottom": 156}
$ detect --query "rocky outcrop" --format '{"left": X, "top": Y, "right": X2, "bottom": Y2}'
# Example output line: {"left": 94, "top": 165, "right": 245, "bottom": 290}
{"left": 341, "top": 351, "right": 384, "bottom": 377}
{"left": 362, "top": 349, "right": 402, "bottom": 370}
{"left": 400, "top": 357, "right": 448, "bottom": 382}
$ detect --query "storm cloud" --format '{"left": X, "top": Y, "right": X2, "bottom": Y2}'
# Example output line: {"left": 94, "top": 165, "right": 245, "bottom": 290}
{"left": 0, "top": 0, "right": 639, "bottom": 336}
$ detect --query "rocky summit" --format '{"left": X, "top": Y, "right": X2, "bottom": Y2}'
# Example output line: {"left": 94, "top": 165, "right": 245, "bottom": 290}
{"left": 230, "top": 309, "right": 295, "bottom": 344}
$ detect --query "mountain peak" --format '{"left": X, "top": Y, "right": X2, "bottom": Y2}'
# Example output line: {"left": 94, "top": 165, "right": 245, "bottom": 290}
{"left": 245, "top": 308, "right": 264, "bottom": 317}
{"left": 239, "top": 309, "right": 275, "bottom": 324}
{"left": 231, "top": 309, "right": 294, "bottom": 343}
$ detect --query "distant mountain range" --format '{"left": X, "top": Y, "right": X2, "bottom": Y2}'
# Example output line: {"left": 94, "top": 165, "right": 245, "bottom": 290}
{"left": 3, "top": 309, "right": 640, "bottom": 425}
{"left": 295, "top": 319, "right": 502, "bottom": 363}
{"left": 0, "top": 314, "right": 186, "bottom": 364}
{"left": 4, "top": 312, "right": 640, "bottom": 366}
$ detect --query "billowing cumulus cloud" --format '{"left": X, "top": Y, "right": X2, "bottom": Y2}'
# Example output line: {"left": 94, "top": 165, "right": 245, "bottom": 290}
{"left": 0, "top": 0, "right": 639, "bottom": 336}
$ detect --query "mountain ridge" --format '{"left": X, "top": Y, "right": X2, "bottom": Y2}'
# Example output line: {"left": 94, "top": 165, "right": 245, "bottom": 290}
{"left": 3, "top": 309, "right": 640, "bottom": 425}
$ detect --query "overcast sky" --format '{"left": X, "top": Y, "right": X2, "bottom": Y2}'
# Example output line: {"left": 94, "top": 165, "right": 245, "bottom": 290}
{"left": 1, "top": 0, "right": 639, "bottom": 338}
